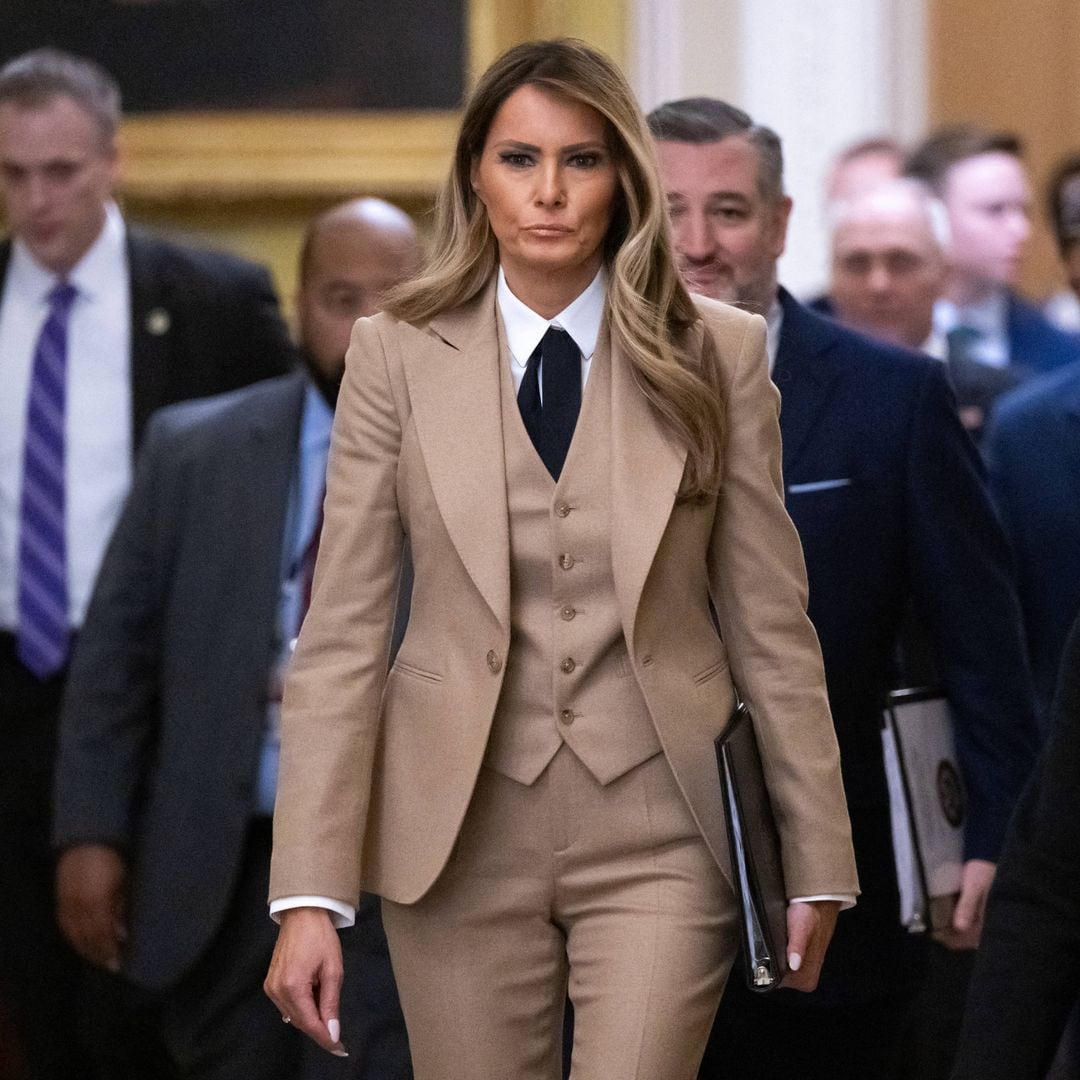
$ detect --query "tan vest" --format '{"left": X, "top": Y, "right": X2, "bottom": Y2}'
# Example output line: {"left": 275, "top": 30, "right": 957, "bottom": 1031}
{"left": 483, "top": 330, "right": 663, "bottom": 786}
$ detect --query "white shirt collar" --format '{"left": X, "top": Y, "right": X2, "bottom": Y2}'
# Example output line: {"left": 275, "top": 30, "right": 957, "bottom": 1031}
{"left": 933, "top": 291, "right": 1007, "bottom": 339}
{"left": 11, "top": 200, "right": 126, "bottom": 301}
{"left": 497, "top": 266, "right": 606, "bottom": 368}
{"left": 933, "top": 291, "right": 1009, "bottom": 367}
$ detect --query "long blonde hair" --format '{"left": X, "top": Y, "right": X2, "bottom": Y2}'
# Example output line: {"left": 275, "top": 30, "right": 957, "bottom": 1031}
{"left": 388, "top": 39, "right": 724, "bottom": 498}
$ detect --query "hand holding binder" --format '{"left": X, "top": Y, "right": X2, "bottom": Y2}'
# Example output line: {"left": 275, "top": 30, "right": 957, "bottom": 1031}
{"left": 715, "top": 702, "right": 845, "bottom": 993}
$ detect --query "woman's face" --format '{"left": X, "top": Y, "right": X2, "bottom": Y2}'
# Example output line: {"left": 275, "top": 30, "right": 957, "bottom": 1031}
{"left": 471, "top": 83, "right": 619, "bottom": 305}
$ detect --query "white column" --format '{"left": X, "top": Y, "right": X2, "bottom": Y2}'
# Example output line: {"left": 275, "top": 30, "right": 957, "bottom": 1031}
{"left": 629, "top": 0, "right": 927, "bottom": 297}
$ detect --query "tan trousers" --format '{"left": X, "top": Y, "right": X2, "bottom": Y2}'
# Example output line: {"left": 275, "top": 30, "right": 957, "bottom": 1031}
{"left": 381, "top": 746, "right": 739, "bottom": 1080}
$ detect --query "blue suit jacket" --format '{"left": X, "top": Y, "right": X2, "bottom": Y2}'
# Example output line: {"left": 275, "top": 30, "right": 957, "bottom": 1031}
{"left": 773, "top": 290, "right": 1038, "bottom": 1000}
{"left": 1006, "top": 292, "right": 1080, "bottom": 375}
{"left": 985, "top": 361, "right": 1080, "bottom": 722}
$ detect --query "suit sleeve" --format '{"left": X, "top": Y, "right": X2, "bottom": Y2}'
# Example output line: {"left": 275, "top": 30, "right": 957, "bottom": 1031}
{"left": 269, "top": 315, "right": 405, "bottom": 907}
{"left": 52, "top": 415, "right": 174, "bottom": 852}
{"left": 904, "top": 365, "right": 1039, "bottom": 861}
{"left": 706, "top": 313, "right": 859, "bottom": 899}
{"left": 952, "top": 617, "right": 1080, "bottom": 1080}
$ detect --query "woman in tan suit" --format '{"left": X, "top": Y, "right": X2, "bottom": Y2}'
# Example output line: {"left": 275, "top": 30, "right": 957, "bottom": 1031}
{"left": 265, "top": 39, "right": 858, "bottom": 1079}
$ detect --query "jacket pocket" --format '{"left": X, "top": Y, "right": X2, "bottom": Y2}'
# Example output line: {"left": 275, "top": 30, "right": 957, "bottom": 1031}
{"left": 692, "top": 654, "right": 731, "bottom": 685}
{"left": 392, "top": 658, "right": 443, "bottom": 684}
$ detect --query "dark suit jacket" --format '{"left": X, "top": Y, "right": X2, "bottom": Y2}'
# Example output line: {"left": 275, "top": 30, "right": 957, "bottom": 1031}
{"left": 52, "top": 374, "right": 413, "bottom": 992}
{"left": 52, "top": 375, "right": 307, "bottom": 990}
{"left": 772, "top": 290, "right": 1038, "bottom": 1002}
{"left": 951, "top": 615, "right": 1080, "bottom": 1080}
{"left": 985, "top": 360, "right": 1080, "bottom": 722}
{"left": 1007, "top": 292, "right": 1080, "bottom": 375}
{"left": 0, "top": 226, "right": 296, "bottom": 449}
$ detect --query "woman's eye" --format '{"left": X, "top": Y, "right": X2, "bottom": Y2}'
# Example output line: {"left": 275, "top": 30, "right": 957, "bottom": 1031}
{"left": 499, "top": 152, "right": 533, "bottom": 168}
{"left": 568, "top": 153, "right": 601, "bottom": 168}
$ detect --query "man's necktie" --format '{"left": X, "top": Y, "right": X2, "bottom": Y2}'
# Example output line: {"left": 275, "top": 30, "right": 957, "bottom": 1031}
{"left": 17, "top": 282, "right": 78, "bottom": 678}
{"left": 517, "top": 325, "right": 582, "bottom": 481}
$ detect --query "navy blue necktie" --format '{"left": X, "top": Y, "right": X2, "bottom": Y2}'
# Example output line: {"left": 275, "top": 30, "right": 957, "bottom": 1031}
{"left": 517, "top": 326, "right": 582, "bottom": 480}
{"left": 18, "top": 281, "right": 78, "bottom": 678}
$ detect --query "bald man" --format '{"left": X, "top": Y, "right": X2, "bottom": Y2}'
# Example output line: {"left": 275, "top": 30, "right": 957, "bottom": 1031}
{"left": 51, "top": 199, "right": 419, "bottom": 1080}
{"left": 825, "top": 136, "right": 904, "bottom": 210}
{"left": 826, "top": 178, "right": 1022, "bottom": 439}
{"left": 828, "top": 178, "right": 948, "bottom": 352}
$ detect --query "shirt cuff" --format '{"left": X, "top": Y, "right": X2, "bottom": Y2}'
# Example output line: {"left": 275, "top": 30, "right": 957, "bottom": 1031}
{"left": 789, "top": 894, "right": 857, "bottom": 910}
{"left": 269, "top": 895, "right": 356, "bottom": 928}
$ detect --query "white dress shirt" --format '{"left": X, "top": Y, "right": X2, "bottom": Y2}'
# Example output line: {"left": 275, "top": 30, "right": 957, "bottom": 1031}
{"left": 934, "top": 293, "right": 1009, "bottom": 368}
{"left": 0, "top": 202, "right": 132, "bottom": 630}
{"left": 498, "top": 265, "right": 604, "bottom": 394}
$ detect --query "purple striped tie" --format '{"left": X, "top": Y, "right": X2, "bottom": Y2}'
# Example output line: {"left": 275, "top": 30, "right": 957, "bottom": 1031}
{"left": 17, "top": 281, "right": 78, "bottom": 678}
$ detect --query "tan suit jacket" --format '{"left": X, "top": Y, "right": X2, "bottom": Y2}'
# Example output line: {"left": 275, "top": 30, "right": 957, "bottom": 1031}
{"left": 270, "top": 279, "right": 858, "bottom": 908}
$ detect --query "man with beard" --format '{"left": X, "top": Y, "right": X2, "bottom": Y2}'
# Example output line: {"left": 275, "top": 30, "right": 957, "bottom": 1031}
{"left": 51, "top": 198, "right": 418, "bottom": 1080}
{"left": 648, "top": 97, "right": 1038, "bottom": 1080}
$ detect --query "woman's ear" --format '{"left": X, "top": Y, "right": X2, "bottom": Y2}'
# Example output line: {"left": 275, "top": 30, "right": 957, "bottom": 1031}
{"left": 470, "top": 159, "right": 485, "bottom": 204}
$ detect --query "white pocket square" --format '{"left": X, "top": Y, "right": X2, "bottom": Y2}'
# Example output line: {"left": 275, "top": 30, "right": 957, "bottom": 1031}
{"left": 787, "top": 478, "right": 853, "bottom": 494}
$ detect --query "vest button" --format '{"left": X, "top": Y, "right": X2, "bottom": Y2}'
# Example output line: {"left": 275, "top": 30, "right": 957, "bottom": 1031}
{"left": 559, "top": 553, "right": 575, "bottom": 570}
{"left": 486, "top": 650, "right": 502, "bottom": 674}
{"left": 559, "top": 605, "right": 576, "bottom": 621}
{"left": 555, "top": 501, "right": 572, "bottom": 518}
{"left": 560, "top": 708, "right": 575, "bottom": 725}
{"left": 560, "top": 656, "right": 576, "bottom": 674}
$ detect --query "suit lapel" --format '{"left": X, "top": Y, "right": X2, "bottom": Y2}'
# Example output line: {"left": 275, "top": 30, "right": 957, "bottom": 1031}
{"left": 401, "top": 281, "right": 511, "bottom": 632}
{"left": 127, "top": 231, "right": 175, "bottom": 449}
{"left": 772, "top": 289, "right": 843, "bottom": 476}
{"left": 223, "top": 375, "right": 306, "bottom": 640}
{"left": 1060, "top": 381, "right": 1080, "bottom": 504}
{"left": 609, "top": 324, "right": 688, "bottom": 643}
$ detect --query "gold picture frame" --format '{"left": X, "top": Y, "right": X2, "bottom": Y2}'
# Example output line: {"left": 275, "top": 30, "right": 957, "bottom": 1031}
{"left": 119, "top": 0, "right": 626, "bottom": 203}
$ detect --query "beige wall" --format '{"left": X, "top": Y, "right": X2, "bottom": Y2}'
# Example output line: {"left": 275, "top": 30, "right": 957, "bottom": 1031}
{"left": 929, "top": 0, "right": 1080, "bottom": 298}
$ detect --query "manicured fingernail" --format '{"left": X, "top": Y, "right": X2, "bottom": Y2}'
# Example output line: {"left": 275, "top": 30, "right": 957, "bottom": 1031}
{"left": 788, "top": 952, "right": 802, "bottom": 971}
{"left": 332, "top": 1050, "right": 349, "bottom": 1058}
{"left": 327, "top": 1018, "right": 340, "bottom": 1043}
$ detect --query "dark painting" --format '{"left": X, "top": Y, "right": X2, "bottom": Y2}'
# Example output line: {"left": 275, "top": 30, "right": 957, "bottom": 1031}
{"left": 0, "top": 0, "right": 466, "bottom": 112}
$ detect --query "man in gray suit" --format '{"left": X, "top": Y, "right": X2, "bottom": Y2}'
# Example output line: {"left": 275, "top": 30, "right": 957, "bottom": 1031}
{"left": 51, "top": 198, "right": 419, "bottom": 1080}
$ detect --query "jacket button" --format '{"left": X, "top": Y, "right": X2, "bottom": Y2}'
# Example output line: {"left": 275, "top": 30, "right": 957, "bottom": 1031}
{"left": 559, "top": 553, "right": 575, "bottom": 570}
{"left": 560, "top": 605, "right": 576, "bottom": 621}
{"left": 555, "top": 501, "right": 571, "bottom": 518}
{"left": 560, "top": 708, "right": 575, "bottom": 725}
{"left": 560, "top": 656, "right": 576, "bottom": 674}
{"left": 486, "top": 650, "right": 502, "bottom": 674}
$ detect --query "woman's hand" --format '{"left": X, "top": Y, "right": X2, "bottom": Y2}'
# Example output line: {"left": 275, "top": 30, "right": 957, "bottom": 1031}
{"left": 780, "top": 899, "right": 841, "bottom": 992}
{"left": 264, "top": 907, "right": 349, "bottom": 1057}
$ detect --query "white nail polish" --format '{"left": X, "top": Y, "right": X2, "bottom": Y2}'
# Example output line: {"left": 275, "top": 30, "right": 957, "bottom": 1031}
{"left": 332, "top": 1050, "right": 349, "bottom": 1058}
{"left": 788, "top": 952, "right": 802, "bottom": 972}
{"left": 327, "top": 1018, "right": 340, "bottom": 1044}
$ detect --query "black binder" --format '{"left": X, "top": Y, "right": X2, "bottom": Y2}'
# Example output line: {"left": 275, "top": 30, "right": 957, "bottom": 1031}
{"left": 714, "top": 702, "right": 788, "bottom": 992}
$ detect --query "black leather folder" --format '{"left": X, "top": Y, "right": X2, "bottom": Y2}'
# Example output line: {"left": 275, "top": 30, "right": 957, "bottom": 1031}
{"left": 715, "top": 702, "right": 788, "bottom": 992}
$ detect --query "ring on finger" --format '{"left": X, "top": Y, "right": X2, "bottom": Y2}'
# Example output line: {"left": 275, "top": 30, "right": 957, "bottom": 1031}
{"left": 282, "top": 1015, "right": 292, "bottom": 1024}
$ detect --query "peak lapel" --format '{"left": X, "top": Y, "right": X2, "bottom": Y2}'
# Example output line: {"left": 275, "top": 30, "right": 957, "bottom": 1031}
{"left": 609, "top": 328, "right": 688, "bottom": 644}
{"left": 400, "top": 283, "right": 511, "bottom": 632}
{"left": 771, "top": 292, "right": 842, "bottom": 476}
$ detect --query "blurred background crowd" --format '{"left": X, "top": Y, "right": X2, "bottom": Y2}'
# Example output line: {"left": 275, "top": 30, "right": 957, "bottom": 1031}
{"left": 2, "top": 3, "right": 1080, "bottom": 1079}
